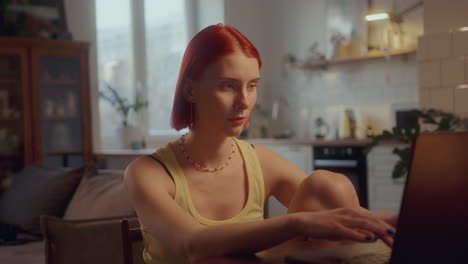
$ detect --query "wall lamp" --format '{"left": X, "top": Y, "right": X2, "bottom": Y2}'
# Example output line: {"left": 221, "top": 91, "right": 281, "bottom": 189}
{"left": 366, "top": 0, "right": 423, "bottom": 24}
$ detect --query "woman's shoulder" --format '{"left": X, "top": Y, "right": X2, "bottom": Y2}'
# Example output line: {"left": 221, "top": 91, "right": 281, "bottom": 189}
{"left": 250, "top": 143, "right": 283, "bottom": 160}
{"left": 124, "top": 154, "right": 176, "bottom": 196}
{"left": 125, "top": 144, "right": 173, "bottom": 184}
{"left": 125, "top": 155, "right": 163, "bottom": 181}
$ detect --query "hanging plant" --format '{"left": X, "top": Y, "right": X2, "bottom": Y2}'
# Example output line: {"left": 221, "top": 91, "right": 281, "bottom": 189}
{"left": 364, "top": 109, "right": 465, "bottom": 179}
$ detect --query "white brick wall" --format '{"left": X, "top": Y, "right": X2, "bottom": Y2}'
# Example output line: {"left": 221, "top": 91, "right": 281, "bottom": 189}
{"left": 367, "top": 144, "right": 407, "bottom": 211}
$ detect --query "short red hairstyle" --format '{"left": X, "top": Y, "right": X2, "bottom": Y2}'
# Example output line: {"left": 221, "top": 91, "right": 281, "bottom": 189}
{"left": 170, "top": 24, "right": 262, "bottom": 131}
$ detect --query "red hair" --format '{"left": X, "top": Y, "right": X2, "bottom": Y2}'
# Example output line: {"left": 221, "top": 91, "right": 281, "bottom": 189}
{"left": 170, "top": 24, "right": 262, "bottom": 131}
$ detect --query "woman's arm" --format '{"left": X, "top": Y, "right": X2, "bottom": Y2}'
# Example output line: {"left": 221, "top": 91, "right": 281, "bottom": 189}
{"left": 254, "top": 145, "right": 397, "bottom": 245}
{"left": 254, "top": 144, "right": 307, "bottom": 207}
{"left": 125, "top": 157, "right": 395, "bottom": 263}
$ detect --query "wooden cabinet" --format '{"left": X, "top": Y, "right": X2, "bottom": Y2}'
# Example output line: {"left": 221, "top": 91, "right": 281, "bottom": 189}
{"left": 0, "top": 38, "right": 92, "bottom": 174}
{"left": 0, "top": 47, "right": 31, "bottom": 171}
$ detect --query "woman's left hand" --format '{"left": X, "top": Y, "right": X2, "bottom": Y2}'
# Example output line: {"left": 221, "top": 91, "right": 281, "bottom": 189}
{"left": 371, "top": 211, "right": 399, "bottom": 228}
{"left": 368, "top": 210, "right": 399, "bottom": 246}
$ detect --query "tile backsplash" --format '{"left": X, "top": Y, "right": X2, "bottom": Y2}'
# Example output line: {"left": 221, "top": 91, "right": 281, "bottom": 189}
{"left": 271, "top": 55, "right": 419, "bottom": 139}
{"left": 418, "top": 29, "right": 468, "bottom": 117}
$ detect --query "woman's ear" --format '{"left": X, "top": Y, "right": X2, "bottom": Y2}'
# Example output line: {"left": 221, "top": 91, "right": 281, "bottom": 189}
{"left": 183, "top": 81, "right": 196, "bottom": 103}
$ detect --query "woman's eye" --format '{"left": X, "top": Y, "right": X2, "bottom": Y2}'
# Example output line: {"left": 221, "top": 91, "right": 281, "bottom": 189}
{"left": 219, "top": 82, "right": 235, "bottom": 89}
{"left": 248, "top": 83, "right": 258, "bottom": 90}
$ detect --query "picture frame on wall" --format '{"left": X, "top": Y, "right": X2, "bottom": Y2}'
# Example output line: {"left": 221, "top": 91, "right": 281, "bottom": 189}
{"left": 0, "top": 0, "right": 72, "bottom": 40}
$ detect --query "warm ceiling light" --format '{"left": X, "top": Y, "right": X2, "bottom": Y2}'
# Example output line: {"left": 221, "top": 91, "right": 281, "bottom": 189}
{"left": 365, "top": 13, "right": 390, "bottom": 21}
{"left": 365, "top": 0, "right": 423, "bottom": 24}
{"left": 456, "top": 84, "right": 468, "bottom": 89}
{"left": 459, "top": 27, "right": 468, "bottom": 32}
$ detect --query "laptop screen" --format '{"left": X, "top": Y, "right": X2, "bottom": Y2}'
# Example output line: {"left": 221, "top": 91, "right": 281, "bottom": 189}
{"left": 390, "top": 132, "right": 468, "bottom": 263}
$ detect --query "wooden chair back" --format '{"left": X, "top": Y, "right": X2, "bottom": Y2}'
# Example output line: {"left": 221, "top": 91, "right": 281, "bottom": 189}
{"left": 121, "top": 218, "right": 143, "bottom": 264}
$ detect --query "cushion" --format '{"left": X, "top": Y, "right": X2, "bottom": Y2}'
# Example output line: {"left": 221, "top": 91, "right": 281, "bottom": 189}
{"left": 0, "top": 165, "right": 92, "bottom": 234}
{"left": 0, "top": 241, "right": 44, "bottom": 264}
{"left": 40, "top": 215, "right": 144, "bottom": 264}
{"left": 63, "top": 170, "right": 136, "bottom": 220}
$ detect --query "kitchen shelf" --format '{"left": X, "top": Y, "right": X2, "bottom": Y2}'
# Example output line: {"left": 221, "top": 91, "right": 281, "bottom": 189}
{"left": 289, "top": 48, "right": 417, "bottom": 70}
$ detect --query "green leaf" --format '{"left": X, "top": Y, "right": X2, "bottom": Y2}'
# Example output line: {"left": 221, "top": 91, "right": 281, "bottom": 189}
{"left": 392, "top": 159, "right": 408, "bottom": 179}
{"left": 367, "top": 108, "right": 464, "bottom": 180}
{"left": 98, "top": 82, "right": 149, "bottom": 127}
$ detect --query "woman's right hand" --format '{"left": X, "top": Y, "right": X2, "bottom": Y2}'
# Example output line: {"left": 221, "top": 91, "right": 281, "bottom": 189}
{"left": 291, "top": 207, "right": 396, "bottom": 246}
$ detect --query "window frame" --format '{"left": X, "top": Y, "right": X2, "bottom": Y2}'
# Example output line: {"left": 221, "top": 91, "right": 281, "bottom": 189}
{"left": 131, "top": 0, "right": 195, "bottom": 140}
{"left": 97, "top": 0, "right": 224, "bottom": 148}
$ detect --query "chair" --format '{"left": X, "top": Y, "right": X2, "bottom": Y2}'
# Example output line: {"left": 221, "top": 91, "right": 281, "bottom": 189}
{"left": 121, "top": 218, "right": 143, "bottom": 264}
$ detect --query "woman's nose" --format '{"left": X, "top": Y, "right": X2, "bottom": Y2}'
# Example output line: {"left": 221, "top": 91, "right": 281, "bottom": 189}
{"left": 235, "top": 89, "right": 249, "bottom": 110}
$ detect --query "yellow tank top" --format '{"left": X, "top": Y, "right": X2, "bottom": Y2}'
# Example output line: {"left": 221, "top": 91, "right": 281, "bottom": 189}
{"left": 140, "top": 138, "right": 265, "bottom": 264}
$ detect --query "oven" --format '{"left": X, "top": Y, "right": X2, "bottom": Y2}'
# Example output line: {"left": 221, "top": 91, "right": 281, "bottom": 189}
{"left": 313, "top": 146, "right": 368, "bottom": 208}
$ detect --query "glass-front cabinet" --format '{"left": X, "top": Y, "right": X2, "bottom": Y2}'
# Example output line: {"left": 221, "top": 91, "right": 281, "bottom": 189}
{"left": 32, "top": 50, "right": 91, "bottom": 168}
{"left": 0, "top": 48, "right": 32, "bottom": 172}
{"left": 0, "top": 38, "right": 92, "bottom": 176}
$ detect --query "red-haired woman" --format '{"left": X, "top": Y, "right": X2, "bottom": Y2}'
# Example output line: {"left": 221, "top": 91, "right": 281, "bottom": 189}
{"left": 124, "top": 24, "right": 396, "bottom": 264}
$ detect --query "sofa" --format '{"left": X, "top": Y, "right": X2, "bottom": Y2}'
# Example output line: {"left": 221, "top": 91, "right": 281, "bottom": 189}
{"left": 0, "top": 164, "right": 145, "bottom": 264}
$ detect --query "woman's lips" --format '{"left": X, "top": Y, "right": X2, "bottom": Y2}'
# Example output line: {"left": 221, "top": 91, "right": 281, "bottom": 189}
{"left": 228, "top": 117, "right": 245, "bottom": 125}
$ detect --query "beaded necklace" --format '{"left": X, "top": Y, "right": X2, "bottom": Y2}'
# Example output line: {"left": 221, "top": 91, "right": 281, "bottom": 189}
{"left": 179, "top": 134, "right": 235, "bottom": 172}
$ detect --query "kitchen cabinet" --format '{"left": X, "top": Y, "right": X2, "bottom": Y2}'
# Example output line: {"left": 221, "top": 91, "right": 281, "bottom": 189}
{"left": 264, "top": 144, "right": 313, "bottom": 174}
{"left": 260, "top": 143, "right": 313, "bottom": 218}
{"left": 0, "top": 38, "right": 92, "bottom": 175}
{"left": 367, "top": 144, "right": 407, "bottom": 211}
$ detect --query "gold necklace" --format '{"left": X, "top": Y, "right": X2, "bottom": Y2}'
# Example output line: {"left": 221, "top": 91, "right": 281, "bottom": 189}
{"left": 179, "top": 133, "right": 235, "bottom": 172}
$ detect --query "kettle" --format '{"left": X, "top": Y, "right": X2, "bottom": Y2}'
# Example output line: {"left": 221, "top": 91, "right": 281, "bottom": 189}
{"left": 314, "top": 117, "right": 330, "bottom": 139}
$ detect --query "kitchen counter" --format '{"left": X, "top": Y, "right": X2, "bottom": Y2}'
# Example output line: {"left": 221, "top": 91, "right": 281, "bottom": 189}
{"left": 93, "top": 138, "right": 372, "bottom": 157}
{"left": 246, "top": 138, "right": 372, "bottom": 146}
{"left": 92, "top": 137, "right": 405, "bottom": 173}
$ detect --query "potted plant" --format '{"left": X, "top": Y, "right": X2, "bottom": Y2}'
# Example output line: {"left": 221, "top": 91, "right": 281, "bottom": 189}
{"left": 364, "top": 109, "right": 465, "bottom": 179}
{"left": 99, "top": 82, "right": 148, "bottom": 148}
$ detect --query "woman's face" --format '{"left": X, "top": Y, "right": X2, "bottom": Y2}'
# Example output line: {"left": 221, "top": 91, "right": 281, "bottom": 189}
{"left": 191, "top": 50, "right": 260, "bottom": 137}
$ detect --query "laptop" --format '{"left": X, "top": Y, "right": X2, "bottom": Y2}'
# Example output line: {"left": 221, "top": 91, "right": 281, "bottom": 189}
{"left": 285, "top": 132, "right": 468, "bottom": 264}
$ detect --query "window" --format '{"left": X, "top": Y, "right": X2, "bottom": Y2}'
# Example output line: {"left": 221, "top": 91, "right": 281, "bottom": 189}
{"left": 96, "top": 0, "right": 135, "bottom": 148}
{"left": 144, "top": 0, "right": 188, "bottom": 134}
{"left": 96, "top": 0, "right": 224, "bottom": 148}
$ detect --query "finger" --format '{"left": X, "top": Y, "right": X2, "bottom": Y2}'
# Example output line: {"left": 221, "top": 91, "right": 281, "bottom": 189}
{"left": 350, "top": 209, "right": 397, "bottom": 236}
{"left": 379, "top": 235, "right": 394, "bottom": 247}
{"left": 356, "top": 229, "right": 378, "bottom": 242}
{"left": 370, "top": 211, "right": 399, "bottom": 228}
{"left": 332, "top": 224, "right": 372, "bottom": 242}
{"left": 341, "top": 216, "right": 393, "bottom": 238}
{"left": 354, "top": 208, "right": 397, "bottom": 233}
{"left": 344, "top": 208, "right": 389, "bottom": 226}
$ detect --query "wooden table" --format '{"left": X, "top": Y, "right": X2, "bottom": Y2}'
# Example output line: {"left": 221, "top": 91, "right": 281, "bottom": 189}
{"left": 196, "top": 239, "right": 391, "bottom": 264}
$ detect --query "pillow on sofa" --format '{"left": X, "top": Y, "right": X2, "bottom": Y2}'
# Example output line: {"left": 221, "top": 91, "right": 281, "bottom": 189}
{"left": 63, "top": 170, "right": 136, "bottom": 220}
{"left": 0, "top": 165, "right": 93, "bottom": 234}
{"left": 40, "top": 215, "right": 144, "bottom": 264}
